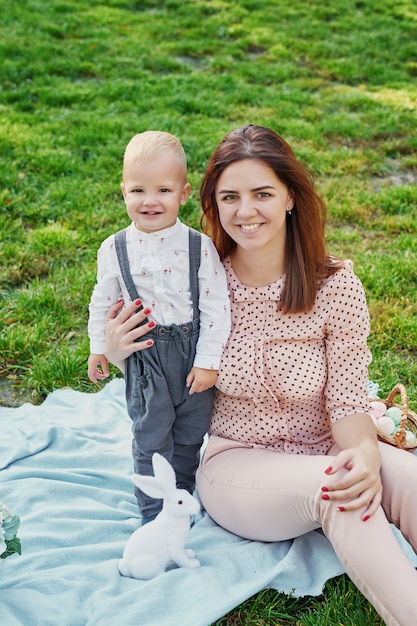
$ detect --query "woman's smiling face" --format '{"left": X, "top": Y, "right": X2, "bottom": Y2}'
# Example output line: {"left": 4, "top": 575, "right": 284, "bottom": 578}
{"left": 215, "top": 158, "right": 294, "bottom": 255}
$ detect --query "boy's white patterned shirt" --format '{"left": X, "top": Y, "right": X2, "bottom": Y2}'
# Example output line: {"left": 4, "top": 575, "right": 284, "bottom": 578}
{"left": 88, "top": 219, "right": 231, "bottom": 370}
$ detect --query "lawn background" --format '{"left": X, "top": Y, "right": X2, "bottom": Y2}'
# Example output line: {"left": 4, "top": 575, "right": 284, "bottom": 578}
{"left": 1, "top": 0, "right": 416, "bottom": 623}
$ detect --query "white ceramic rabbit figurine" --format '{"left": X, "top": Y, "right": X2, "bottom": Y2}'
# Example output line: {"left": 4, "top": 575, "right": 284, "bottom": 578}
{"left": 118, "top": 453, "right": 201, "bottom": 580}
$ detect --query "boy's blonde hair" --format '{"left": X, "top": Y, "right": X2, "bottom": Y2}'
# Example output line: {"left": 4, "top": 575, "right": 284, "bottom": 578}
{"left": 123, "top": 131, "right": 187, "bottom": 178}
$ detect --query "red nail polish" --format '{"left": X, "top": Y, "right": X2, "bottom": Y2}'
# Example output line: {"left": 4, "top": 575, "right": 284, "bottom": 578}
{"left": 146, "top": 340, "right": 153, "bottom": 346}
{"left": 135, "top": 299, "right": 142, "bottom": 306}
{"left": 321, "top": 486, "right": 328, "bottom": 492}
{"left": 363, "top": 515, "right": 370, "bottom": 522}
{"left": 143, "top": 307, "right": 151, "bottom": 315}
{"left": 337, "top": 506, "right": 345, "bottom": 512}
{"left": 322, "top": 494, "right": 329, "bottom": 500}
{"left": 148, "top": 321, "right": 156, "bottom": 328}
{"left": 324, "top": 466, "right": 333, "bottom": 475}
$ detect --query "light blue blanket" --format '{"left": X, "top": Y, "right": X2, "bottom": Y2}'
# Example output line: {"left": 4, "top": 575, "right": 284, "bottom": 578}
{"left": 1, "top": 379, "right": 416, "bottom": 626}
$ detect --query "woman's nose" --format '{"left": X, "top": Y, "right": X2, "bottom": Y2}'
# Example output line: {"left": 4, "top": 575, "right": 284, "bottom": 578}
{"left": 236, "top": 196, "right": 257, "bottom": 217}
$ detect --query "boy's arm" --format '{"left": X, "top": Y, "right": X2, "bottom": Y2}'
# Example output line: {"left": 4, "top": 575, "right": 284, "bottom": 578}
{"left": 193, "top": 237, "right": 231, "bottom": 370}
{"left": 88, "top": 236, "right": 124, "bottom": 355}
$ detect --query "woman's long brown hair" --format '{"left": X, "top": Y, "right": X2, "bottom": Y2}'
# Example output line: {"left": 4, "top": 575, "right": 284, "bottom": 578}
{"left": 200, "top": 124, "right": 343, "bottom": 313}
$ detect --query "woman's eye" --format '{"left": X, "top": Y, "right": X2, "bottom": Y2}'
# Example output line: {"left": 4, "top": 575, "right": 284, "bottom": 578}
{"left": 257, "top": 192, "right": 270, "bottom": 198}
{"left": 220, "top": 194, "right": 237, "bottom": 201}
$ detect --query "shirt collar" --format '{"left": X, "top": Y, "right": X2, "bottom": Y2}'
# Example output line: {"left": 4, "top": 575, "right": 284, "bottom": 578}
{"left": 129, "top": 218, "right": 182, "bottom": 241}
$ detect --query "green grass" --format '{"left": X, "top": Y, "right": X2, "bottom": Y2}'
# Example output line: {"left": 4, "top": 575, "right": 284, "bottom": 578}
{"left": 1, "top": 0, "right": 416, "bottom": 622}
{"left": 211, "top": 576, "right": 385, "bottom": 625}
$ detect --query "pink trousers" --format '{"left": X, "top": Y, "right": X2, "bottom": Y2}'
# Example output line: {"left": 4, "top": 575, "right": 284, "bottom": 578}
{"left": 196, "top": 436, "right": 417, "bottom": 626}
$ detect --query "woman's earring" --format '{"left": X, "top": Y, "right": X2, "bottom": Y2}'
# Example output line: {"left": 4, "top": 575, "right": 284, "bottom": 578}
{"left": 287, "top": 209, "right": 292, "bottom": 215}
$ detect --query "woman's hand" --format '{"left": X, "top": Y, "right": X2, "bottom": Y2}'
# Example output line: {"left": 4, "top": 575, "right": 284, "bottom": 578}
{"left": 322, "top": 413, "right": 382, "bottom": 521}
{"left": 104, "top": 299, "right": 155, "bottom": 373}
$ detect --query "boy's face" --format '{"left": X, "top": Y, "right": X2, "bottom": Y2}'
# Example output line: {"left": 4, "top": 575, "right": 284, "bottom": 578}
{"left": 121, "top": 153, "right": 190, "bottom": 233}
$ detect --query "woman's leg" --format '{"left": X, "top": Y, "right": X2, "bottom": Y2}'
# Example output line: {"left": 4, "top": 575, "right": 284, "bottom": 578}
{"left": 196, "top": 439, "right": 417, "bottom": 626}
{"left": 378, "top": 442, "right": 417, "bottom": 552}
{"left": 197, "top": 441, "right": 333, "bottom": 541}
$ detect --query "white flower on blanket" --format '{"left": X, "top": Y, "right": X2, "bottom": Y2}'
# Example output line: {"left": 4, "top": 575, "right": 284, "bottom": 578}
{"left": 0, "top": 503, "right": 21, "bottom": 560}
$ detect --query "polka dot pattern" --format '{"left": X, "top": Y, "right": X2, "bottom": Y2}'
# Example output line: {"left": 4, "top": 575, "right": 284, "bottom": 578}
{"left": 210, "top": 258, "right": 372, "bottom": 454}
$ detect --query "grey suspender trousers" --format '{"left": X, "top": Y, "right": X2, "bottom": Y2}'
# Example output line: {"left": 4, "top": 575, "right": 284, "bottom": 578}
{"left": 114, "top": 227, "right": 214, "bottom": 520}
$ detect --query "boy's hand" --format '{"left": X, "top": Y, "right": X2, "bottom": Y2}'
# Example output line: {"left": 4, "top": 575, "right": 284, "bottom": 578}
{"left": 88, "top": 354, "right": 110, "bottom": 382}
{"left": 186, "top": 367, "right": 217, "bottom": 395}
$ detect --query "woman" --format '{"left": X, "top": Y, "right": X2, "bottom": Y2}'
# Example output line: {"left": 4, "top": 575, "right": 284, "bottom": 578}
{"left": 104, "top": 125, "right": 417, "bottom": 626}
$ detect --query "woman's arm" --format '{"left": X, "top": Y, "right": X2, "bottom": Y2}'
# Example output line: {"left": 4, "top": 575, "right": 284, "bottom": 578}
{"left": 103, "top": 299, "right": 154, "bottom": 373}
{"left": 320, "top": 267, "right": 383, "bottom": 520}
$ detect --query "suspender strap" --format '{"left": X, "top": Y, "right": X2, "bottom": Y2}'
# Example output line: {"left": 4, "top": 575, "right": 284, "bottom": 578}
{"left": 114, "top": 228, "right": 141, "bottom": 304}
{"left": 188, "top": 228, "right": 201, "bottom": 320}
{"left": 113, "top": 227, "right": 202, "bottom": 320}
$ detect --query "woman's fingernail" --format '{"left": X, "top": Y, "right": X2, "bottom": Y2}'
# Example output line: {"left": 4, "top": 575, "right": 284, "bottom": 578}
{"left": 321, "top": 486, "right": 328, "bottom": 492}
{"left": 337, "top": 506, "right": 345, "bottom": 512}
{"left": 324, "top": 466, "right": 333, "bottom": 474}
{"left": 143, "top": 307, "right": 151, "bottom": 315}
{"left": 135, "top": 299, "right": 142, "bottom": 306}
{"left": 146, "top": 340, "right": 153, "bottom": 346}
{"left": 148, "top": 321, "right": 156, "bottom": 328}
{"left": 363, "top": 515, "right": 370, "bottom": 522}
{"left": 322, "top": 494, "right": 329, "bottom": 500}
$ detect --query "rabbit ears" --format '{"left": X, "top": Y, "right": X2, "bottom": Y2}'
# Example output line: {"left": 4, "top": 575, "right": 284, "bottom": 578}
{"left": 130, "top": 453, "right": 177, "bottom": 500}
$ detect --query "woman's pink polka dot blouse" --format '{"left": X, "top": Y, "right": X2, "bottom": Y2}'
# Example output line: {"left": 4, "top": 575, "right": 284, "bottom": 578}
{"left": 210, "top": 258, "right": 372, "bottom": 455}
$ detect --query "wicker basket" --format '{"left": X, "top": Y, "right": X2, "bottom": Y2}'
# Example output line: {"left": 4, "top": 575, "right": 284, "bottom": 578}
{"left": 370, "top": 383, "right": 417, "bottom": 452}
